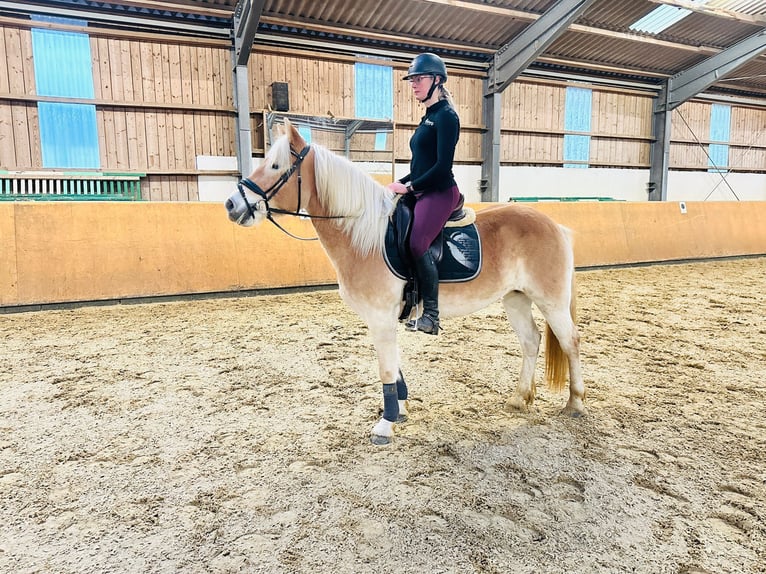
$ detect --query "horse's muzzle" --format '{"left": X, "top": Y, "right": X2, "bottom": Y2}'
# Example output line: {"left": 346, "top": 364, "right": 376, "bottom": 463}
{"left": 225, "top": 193, "right": 255, "bottom": 226}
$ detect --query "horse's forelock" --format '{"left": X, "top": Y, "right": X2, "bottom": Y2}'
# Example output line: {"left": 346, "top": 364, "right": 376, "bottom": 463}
{"left": 266, "top": 133, "right": 293, "bottom": 171}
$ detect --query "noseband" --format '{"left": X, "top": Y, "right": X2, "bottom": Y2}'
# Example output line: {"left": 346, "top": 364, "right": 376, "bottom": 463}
{"left": 236, "top": 144, "right": 320, "bottom": 240}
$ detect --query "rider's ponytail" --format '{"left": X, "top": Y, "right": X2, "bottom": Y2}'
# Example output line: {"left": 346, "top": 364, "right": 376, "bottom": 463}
{"left": 439, "top": 84, "right": 456, "bottom": 109}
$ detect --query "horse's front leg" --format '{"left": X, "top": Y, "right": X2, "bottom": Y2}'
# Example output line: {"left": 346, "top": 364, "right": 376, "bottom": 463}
{"left": 367, "top": 315, "right": 406, "bottom": 446}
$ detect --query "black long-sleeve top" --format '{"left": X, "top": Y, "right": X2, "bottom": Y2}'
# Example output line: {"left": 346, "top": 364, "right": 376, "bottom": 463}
{"left": 399, "top": 99, "right": 460, "bottom": 193}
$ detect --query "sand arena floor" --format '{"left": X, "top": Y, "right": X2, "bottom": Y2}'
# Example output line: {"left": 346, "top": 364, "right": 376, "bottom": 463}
{"left": 1, "top": 257, "right": 765, "bottom": 573}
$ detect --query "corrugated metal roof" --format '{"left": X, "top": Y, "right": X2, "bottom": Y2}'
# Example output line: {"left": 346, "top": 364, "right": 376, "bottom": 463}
{"left": 16, "top": 0, "right": 766, "bottom": 97}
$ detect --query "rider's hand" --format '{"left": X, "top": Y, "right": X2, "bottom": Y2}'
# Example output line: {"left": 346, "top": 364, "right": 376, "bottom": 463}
{"left": 387, "top": 182, "right": 409, "bottom": 195}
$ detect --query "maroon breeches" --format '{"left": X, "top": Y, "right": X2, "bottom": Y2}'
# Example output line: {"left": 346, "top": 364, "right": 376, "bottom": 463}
{"left": 409, "top": 185, "right": 463, "bottom": 259}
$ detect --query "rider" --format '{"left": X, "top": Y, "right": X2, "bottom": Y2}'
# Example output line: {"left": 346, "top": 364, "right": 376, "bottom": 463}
{"left": 388, "top": 53, "right": 462, "bottom": 335}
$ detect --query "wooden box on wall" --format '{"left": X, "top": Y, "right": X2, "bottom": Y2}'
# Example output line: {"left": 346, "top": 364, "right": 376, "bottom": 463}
{"left": 271, "top": 82, "right": 290, "bottom": 111}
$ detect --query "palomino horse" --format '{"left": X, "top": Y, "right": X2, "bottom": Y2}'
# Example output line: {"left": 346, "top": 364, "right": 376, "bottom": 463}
{"left": 225, "top": 120, "right": 585, "bottom": 445}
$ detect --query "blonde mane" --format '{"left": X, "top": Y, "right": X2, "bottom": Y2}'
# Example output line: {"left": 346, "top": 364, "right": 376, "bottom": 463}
{"left": 268, "top": 134, "right": 395, "bottom": 256}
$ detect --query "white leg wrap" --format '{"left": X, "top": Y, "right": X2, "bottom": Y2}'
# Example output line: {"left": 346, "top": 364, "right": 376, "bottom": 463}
{"left": 371, "top": 417, "right": 394, "bottom": 438}
{"left": 398, "top": 399, "right": 409, "bottom": 416}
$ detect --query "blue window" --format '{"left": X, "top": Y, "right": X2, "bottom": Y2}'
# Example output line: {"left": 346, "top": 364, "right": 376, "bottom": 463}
{"left": 374, "top": 132, "right": 387, "bottom": 151}
{"left": 708, "top": 104, "right": 731, "bottom": 173}
{"left": 38, "top": 103, "right": 100, "bottom": 169}
{"left": 31, "top": 16, "right": 100, "bottom": 168}
{"left": 563, "top": 87, "right": 592, "bottom": 168}
{"left": 31, "top": 28, "right": 94, "bottom": 98}
{"left": 355, "top": 63, "right": 393, "bottom": 120}
{"left": 297, "top": 124, "right": 312, "bottom": 144}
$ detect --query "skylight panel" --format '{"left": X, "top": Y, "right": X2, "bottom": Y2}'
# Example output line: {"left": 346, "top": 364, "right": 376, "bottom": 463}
{"left": 629, "top": 1, "right": 710, "bottom": 35}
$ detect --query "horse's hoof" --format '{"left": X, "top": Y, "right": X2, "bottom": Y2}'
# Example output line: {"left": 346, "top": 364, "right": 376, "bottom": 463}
{"left": 561, "top": 397, "right": 586, "bottom": 418}
{"left": 396, "top": 414, "right": 408, "bottom": 424}
{"left": 504, "top": 398, "right": 530, "bottom": 413}
{"left": 561, "top": 407, "right": 585, "bottom": 418}
{"left": 370, "top": 434, "right": 392, "bottom": 446}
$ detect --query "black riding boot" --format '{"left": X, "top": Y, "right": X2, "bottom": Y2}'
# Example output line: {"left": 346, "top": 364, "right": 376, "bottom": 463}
{"left": 406, "top": 250, "right": 440, "bottom": 335}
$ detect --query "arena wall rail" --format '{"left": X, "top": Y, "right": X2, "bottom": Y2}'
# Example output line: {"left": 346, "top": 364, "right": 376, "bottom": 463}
{"left": 1, "top": 201, "right": 765, "bottom": 309}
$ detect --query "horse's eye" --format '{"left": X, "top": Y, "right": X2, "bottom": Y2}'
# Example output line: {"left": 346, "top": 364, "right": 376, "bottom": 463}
{"left": 271, "top": 163, "right": 279, "bottom": 170}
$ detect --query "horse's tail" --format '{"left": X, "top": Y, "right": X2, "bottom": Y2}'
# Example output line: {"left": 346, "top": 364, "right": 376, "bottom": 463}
{"left": 544, "top": 257, "right": 577, "bottom": 392}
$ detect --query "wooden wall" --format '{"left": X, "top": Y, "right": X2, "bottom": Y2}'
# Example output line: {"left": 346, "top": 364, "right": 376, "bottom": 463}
{"left": 671, "top": 100, "right": 766, "bottom": 171}
{"left": 2, "top": 201, "right": 765, "bottom": 308}
{"left": 0, "top": 20, "right": 236, "bottom": 201}
{"left": 2, "top": 14, "right": 766, "bottom": 203}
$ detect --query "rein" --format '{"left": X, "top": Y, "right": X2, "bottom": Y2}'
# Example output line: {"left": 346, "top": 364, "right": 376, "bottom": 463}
{"left": 236, "top": 144, "right": 347, "bottom": 241}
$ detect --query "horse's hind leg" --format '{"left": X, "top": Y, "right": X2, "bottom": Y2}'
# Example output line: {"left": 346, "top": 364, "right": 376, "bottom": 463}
{"left": 502, "top": 292, "right": 540, "bottom": 412}
{"left": 542, "top": 305, "right": 585, "bottom": 416}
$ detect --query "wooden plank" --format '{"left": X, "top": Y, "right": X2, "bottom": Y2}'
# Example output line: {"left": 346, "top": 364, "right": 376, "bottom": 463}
{"left": 185, "top": 44, "right": 198, "bottom": 105}
{"left": 168, "top": 45, "right": 185, "bottom": 168}
{"left": 187, "top": 177, "right": 199, "bottom": 201}
{"left": 107, "top": 39, "right": 124, "bottom": 101}
{"left": 343, "top": 61, "right": 354, "bottom": 118}
{"left": 168, "top": 43, "right": 182, "bottom": 105}
{"left": 143, "top": 108, "right": 158, "bottom": 170}
{"left": 189, "top": 46, "right": 204, "bottom": 158}
{"left": 220, "top": 47, "right": 232, "bottom": 152}
{"left": 182, "top": 110, "right": 196, "bottom": 169}
{"left": 319, "top": 59, "right": 329, "bottom": 116}
{"left": 249, "top": 51, "right": 263, "bottom": 110}
{"left": 5, "top": 27, "right": 25, "bottom": 95}
{"left": 208, "top": 48, "right": 220, "bottom": 155}
{"left": 220, "top": 47, "right": 232, "bottom": 107}
{"left": 139, "top": 41, "right": 154, "bottom": 102}
{"left": 0, "top": 28, "right": 12, "bottom": 94}
{"left": 128, "top": 41, "right": 144, "bottom": 102}
{"left": 120, "top": 39, "right": 134, "bottom": 102}
{"left": 198, "top": 46, "right": 211, "bottom": 106}
{"left": 0, "top": 102, "right": 17, "bottom": 167}
{"left": 11, "top": 103, "right": 31, "bottom": 167}
{"left": 170, "top": 174, "right": 179, "bottom": 201}
{"left": 102, "top": 108, "right": 117, "bottom": 168}
{"left": 161, "top": 176, "right": 171, "bottom": 201}
{"left": 19, "top": 26, "right": 35, "bottom": 95}
{"left": 28, "top": 103, "right": 42, "bottom": 168}
{"left": 152, "top": 42, "right": 165, "bottom": 104}
{"left": 113, "top": 107, "right": 130, "bottom": 169}
{"left": 172, "top": 109, "right": 187, "bottom": 169}
{"left": 198, "top": 49, "right": 212, "bottom": 155}
{"left": 156, "top": 111, "right": 170, "bottom": 171}
{"left": 128, "top": 108, "right": 145, "bottom": 171}
{"left": 90, "top": 37, "right": 102, "bottom": 100}
{"left": 157, "top": 44, "right": 172, "bottom": 170}
{"left": 95, "top": 37, "right": 111, "bottom": 100}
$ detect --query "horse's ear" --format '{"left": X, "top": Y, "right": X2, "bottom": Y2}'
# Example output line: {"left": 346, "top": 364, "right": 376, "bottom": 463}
{"left": 283, "top": 118, "right": 306, "bottom": 148}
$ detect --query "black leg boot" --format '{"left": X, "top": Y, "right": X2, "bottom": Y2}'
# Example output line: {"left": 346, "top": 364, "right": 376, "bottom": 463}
{"left": 406, "top": 251, "right": 440, "bottom": 335}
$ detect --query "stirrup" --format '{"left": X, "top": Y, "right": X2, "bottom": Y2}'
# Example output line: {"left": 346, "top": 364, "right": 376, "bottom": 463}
{"left": 405, "top": 314, "right": 440, "bottom": 335}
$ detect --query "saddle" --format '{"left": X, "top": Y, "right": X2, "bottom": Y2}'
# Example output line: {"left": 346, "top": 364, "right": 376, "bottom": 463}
{"left": 383, "top": 193, "right": 482, "bottom": 321}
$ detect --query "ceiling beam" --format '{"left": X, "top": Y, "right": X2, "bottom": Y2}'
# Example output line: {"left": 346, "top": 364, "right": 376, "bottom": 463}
{"left": 660, "top": 29, "right": 766, "bottom": 111}
{"left": 418, "top": 0, "right": 541, "bottom": 20}
{"left": 487, "top": 0, "right": 600, "bottom": 94}
{"left": 261, "top": 13, "right": 720, "bottom": 60}
{"left": 84, "top": 0, "right": 233, "bottom": 18}
{"left": 233, "top": 0, "right": 265, "bottom": 67}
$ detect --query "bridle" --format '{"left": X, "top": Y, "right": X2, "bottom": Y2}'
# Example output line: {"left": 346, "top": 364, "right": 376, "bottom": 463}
{"left": 236, "top": 144, "right": 345, "bottom": 241}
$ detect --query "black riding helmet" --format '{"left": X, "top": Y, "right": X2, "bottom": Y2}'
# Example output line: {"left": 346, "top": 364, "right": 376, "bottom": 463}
{"left": 403, "top": 53, "right": 448, "bottom": 82}
{"left": 403, "top": 53, "right": 447, "bottom": 102}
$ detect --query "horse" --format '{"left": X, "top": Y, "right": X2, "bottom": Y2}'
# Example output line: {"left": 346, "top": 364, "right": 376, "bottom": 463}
{"left": 225, "top": 120, "right": 585, "bottom": 445}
